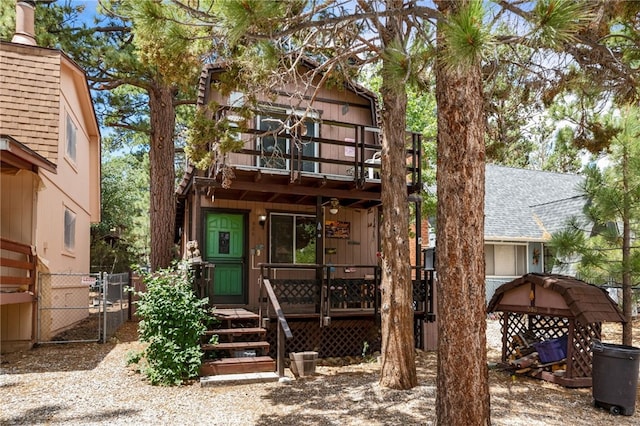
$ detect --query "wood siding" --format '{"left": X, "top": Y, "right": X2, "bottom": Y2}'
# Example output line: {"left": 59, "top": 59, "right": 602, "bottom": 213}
{"left": 184, "top": 197, "right": 379, "bottom": 311}
{"left": 209, "top": 68, "right": 380, "bottom": 177}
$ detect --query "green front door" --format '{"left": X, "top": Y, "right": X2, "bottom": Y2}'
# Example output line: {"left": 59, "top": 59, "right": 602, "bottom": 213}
{"left": 204, "top": 212, "right": 246, "bottom": 304}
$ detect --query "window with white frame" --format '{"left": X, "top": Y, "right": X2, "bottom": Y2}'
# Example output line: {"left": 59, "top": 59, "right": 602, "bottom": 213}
{"left": 229, "top": 91, "right": 245, "bottom": 107}
{"left": 66, "top": 113, "right": 77, "bottom": 163}
{"left": 485, "top": 244, "right": 526, "bottom": 276}
{"left": 269, "top": 213, "right": 317, "bottom": 264}
{"left": 257, "top": 111, "right": 319, "bottom": 172}
{"left": 64, "top": 207, "right": 76, "bottom": 252}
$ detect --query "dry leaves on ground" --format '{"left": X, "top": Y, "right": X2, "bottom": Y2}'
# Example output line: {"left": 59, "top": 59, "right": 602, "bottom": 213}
{"left": 1, "top": 319, "right": 639, "bottom": 425}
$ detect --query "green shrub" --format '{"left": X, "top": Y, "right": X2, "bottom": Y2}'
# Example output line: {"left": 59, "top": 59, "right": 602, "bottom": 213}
{"left": 128, "top": 263, "right": 208, "bottom": 385}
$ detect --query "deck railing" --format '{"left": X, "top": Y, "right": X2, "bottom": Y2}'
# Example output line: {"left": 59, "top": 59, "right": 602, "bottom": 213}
{"left": 213, "top": 107, "right": 423, "bottom": 190}
{"left": 258, "top": 263, "right": 433, "bottom": 321}
{"left": 0, "top": 237, "right": 37, "bottom": 305}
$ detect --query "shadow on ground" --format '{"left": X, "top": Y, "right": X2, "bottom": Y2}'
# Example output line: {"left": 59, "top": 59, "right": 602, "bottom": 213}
{"left": 1, "top": 403, "right": 140, "bottom": 425}
{"left": 0, "top": 321, "right": 139, "bottom": 374}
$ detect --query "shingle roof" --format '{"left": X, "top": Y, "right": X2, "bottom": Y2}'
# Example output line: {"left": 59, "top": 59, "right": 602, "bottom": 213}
{"left": 0, "top": 41, "right": 61, "bottom": 163}
{"left": 485, "top": 164, "right": 585, "bottom": 240}
{"left": 487, "top": 273, "right": 626, "bottom": 324}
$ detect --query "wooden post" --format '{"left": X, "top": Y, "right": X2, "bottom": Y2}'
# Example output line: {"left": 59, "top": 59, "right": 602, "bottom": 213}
{"left": 277, "top": 322, "right": 285, "bottom": 378}
{"left": 567, "top": 320, "right": 575, "bottom": 379}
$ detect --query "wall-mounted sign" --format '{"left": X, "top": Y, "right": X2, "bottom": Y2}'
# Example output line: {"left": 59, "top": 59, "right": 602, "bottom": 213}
{"left": 325, "top": 248, "right": 337, "bottom": 255}
{"left": 325, "top": 220, "right": 350, "bottom": 239}
{"left": 344, "top": 138, "right": 355, "bottom": 157}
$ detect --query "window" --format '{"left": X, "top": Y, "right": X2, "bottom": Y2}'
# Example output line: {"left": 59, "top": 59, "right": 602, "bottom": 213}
{"left": 64, "top": 207, "right": 76, "bottom": 251}
{"left": 229, "top": 91, "right": 245, "bottom": 107}
{"left": 269, "top": 213, "right": 316, "bottom": 264}
{"left": 66, "top": 113, "right": 77, "bottom": 162}
{"left": 257, "top": 112, "right": 319, "bottom": 172}
{"left": 485, "top": 244, "right": 526, "bottom": 276}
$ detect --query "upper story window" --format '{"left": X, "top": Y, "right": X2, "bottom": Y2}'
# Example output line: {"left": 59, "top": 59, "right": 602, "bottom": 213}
{"left": 64, "top": 207, "right": 76, "bottom": 252}
{"left": 66, "top": 113, "right": 77, "bottom": 163}
{"left": 269, "top": 213, "right": 317, "bottom": 264}
{"left": 257, "top": 111, "right": 319, "bottom": 173}
{"left": 485, "top": 244, "right": 526, "bottom": 276}
{"left": 229, "top": 91, "right": 245, "bottom": 107}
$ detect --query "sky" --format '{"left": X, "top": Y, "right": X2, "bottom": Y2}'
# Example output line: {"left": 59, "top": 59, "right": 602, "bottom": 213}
{"left": 68, "top": 0, "right": 99, "bottom": 23}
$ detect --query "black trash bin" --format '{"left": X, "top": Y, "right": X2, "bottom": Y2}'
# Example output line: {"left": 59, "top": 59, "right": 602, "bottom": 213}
{"left": 592, "top": 340, "right": 640, "bottom": 416}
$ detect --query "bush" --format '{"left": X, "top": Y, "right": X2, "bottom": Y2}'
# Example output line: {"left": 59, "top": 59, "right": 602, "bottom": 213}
{"left": 128, "top": 263, "right": 208, "bottom": 385}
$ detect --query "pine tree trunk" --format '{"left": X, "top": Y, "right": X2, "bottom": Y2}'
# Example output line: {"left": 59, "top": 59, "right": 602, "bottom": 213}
{"left": 378, "top": 0, "right": 417, "bottom": 390}
{"left": 435, "top": 1, "right": 491, "bottom": 424}
{"left": 148, "top": 84, "right": 177, "bottom": 271}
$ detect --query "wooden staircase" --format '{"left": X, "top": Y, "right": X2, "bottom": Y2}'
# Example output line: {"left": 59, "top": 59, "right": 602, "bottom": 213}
{"left": 200, "top": 308, "right": 279, "bottom": 386}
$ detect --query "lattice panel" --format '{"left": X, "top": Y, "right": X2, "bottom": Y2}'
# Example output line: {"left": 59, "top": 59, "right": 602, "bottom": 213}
{"left": 413, "top": 279, "right": 427, "bottom": 304}
{"left": 271, "top": 279, "right": 320, "bottom": 306}
{"left": 529, "top": 315, "right": 569, "bottom": 340}
{"left": 571, "top": 322, "right": 601, "bottom": 378}
{"left": 500, "top": 313, "right": 603, "bottom": 380}
{"left": 329, "top": 279, "right": 376, "bottom": 308}
{"left": 414, "top": 317, "right": 423, "bottom": 349}
{"left": 266, "top": 319, "right": 380, "bottom": 358}
{"left": 500, "top": 313, "right": 529, "bottom": 362}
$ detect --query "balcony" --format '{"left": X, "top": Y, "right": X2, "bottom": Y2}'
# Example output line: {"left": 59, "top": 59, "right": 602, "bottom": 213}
{"left": 180, "top": 109, "right": 423, "bottom": 210}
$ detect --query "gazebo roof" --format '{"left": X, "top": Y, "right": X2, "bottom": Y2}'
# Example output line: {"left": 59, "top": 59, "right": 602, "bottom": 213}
{"left": 487, "top": 273, "right": 626, "bottom": 325}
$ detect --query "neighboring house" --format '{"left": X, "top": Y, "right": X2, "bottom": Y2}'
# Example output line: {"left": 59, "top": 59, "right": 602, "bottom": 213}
{"left": 176, "top": 62, "right": 429, "bottom": 358}
{"left": 484, "top": 164, "right": 585, "bottom": 302}
{"left": 0, "top": 1, "right": 101, "bottom": 352}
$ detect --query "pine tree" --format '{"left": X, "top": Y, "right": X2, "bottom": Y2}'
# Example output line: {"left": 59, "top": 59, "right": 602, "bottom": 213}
{"left": 551, "top": 105, "right": 640, "bottom": 345}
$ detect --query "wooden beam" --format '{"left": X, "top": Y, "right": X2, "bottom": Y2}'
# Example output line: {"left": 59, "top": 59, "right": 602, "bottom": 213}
{"left": 194, "top": 176, "right": 381, "bottom": 201}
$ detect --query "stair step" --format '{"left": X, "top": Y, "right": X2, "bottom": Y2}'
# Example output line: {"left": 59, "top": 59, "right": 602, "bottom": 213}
{"left": 200, "top": 371, "right": 279, "bottom": 386}
{"left": 205, "top": 327, "right": 266, "bottom": 336}
{"left": 213, "top": 308, "right": 259, "bottom": 321}
{"left": 200, "top": 356, "right": 276, "bottom": 376}
{"left": 201, "top": 341, "right": 270, "bottom": 352}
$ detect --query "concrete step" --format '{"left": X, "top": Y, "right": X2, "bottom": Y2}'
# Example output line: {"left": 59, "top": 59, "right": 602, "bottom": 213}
{"left": 200, "top": 371, "right": 280, "bottom": 387}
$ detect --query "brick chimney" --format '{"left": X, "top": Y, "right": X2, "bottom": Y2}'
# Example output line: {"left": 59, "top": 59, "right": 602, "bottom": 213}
{"left": 12, "top": 1, "right": 37, "bottom": 46}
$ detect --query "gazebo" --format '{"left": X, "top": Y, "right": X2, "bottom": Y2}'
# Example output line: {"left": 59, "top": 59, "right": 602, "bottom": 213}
{"left": 487, "top": 273, "right": 626, "bottom": 387}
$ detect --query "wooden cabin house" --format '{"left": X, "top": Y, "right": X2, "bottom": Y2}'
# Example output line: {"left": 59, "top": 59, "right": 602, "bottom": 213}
{"left": 176, "top": 62, "right": 432, "bottom": 375}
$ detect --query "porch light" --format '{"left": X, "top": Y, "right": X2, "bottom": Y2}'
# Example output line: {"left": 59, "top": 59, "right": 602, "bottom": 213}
{"left": 328, "top": 198, "right": 340, "bottom": 215}
{"left": 256, "top": 207, "right": 267, "bottom": 227}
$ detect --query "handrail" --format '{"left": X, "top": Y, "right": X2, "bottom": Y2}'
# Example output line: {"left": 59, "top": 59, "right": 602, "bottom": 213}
{"left": 0, "top": 237, "right": 37, "bottom": 305}
{"left": 259, "top": 275, "right": 293, "bottom": 379}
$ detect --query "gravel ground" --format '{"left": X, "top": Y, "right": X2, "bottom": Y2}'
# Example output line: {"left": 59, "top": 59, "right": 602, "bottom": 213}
{"left": 1, "top": 319, "right": 639, "bottom": 425}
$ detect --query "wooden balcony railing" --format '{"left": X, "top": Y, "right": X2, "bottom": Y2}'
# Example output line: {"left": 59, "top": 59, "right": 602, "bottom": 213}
{"left": 0, "top": 237, "right": 37, "bottom": 305}
{"left": 212, "top": 107, "right": 423, "bottom": 192}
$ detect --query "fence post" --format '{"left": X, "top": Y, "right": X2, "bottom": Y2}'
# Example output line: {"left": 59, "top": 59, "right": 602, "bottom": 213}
{"left": 102, "top": 271, "right": 108, "bottom": 343}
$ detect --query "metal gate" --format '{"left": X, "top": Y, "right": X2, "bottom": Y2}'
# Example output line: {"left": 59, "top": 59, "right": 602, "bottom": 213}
{"left": 37, "top": 272, "right": 130, "bottom": 344}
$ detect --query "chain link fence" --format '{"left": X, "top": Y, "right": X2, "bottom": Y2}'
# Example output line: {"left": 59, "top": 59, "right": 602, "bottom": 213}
{"left": 37, "top": 272, "right": 131, "bottom": 344}
{"left": 601, "top": 285, "right": 640, "bottom": 317}
{"left": 103, "top": 272, "right": 130, "bottom": 341}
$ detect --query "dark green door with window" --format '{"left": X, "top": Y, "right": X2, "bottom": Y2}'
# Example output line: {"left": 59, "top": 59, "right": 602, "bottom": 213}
{"left": 204, "top": 212, "right": 246, "bottom": 304}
